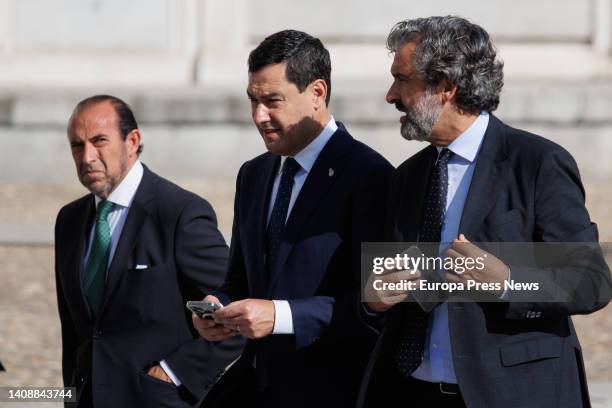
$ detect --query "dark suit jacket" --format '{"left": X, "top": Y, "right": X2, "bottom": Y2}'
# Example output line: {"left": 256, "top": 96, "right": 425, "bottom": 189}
{"left": 210, "top": 123, "right": 394, "bottom": 408}
{"left": 359, "top": 115, "right": 611, "bottom": 408}
{"left": 55, "top": 165, "right": 244, "bottom": 408}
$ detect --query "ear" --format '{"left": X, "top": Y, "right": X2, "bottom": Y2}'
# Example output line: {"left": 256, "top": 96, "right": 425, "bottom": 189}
{"left": 438, "top": 80, "right": 457, "bottom": 104}
{"left": 126, "top": 129, "right": 142, "bottom": 157}
{"left": 310, "top": 79, "right": 328, "bottom": 110}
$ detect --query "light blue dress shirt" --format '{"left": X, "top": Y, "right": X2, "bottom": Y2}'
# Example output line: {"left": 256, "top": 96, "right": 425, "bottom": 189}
{"left": 266, "top": 117, "right": 338, "bottom": 334}
{"left": 411, "top": 112, "right": 489, "bottom": 384}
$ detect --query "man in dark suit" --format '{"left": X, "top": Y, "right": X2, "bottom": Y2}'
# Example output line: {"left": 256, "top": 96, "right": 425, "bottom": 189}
{"left": 360, "top": 16, "right": 611, "bottom": 408}
{"left": 192, "top": 30, "right": 393, "bottom": 407}
{"left": 55, "top": 95, "right": 243, "bottom": 407}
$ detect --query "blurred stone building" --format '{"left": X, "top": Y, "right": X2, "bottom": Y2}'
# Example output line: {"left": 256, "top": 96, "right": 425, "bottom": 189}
{"left": 0, "top": 0, "right": 611, "bottom": 241}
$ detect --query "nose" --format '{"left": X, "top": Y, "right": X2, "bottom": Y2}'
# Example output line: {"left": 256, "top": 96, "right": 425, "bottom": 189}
{"left": 386, "top": 81, "right": 399, "bottom": 105}
{"left": 82, "top": 143, "right": 98, "bottom": 164}
{"left": 252, "top": 103, "right": 270, "bottom": 126}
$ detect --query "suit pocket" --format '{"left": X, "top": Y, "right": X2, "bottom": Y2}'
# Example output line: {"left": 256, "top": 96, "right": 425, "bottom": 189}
{"left": 123, "top": 262, "right": 171, "bottom": 322}
{"left": 500, "top": 336, "right": 563, "bottom": 367}
{"left": 136, "top": 370, "right": 191, "bottom": 408}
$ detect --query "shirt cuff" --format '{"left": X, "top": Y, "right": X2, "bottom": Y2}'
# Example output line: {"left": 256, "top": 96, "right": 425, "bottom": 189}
{"left": 499, "top": 267, "right": 511, "bottom": 300}
{"left": 272, "top": 300, "right": 294, "bottom": 334}
{"left": 159, "top": 359, "right": 182, "bottom": 386}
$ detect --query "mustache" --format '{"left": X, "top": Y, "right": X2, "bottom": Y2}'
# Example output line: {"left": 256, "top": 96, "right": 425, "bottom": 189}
{"left": 79, "top": 164, "right": 104, "bottom": 175}
{"left": 395, "top": 102, "right": 406, "bottom": 112}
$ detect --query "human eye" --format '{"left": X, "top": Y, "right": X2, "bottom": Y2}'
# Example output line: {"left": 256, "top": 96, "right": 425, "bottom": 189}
{"left": 91, "top": 136, "right": 109, "bottom": 146}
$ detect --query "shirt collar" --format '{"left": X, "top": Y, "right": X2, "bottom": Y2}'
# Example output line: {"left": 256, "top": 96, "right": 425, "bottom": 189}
{"left": 94, "top": 160, "right": 144, "bottom": 209}
{"left": 280, "top": 116, "right": 337, "bottom": 174}
{"left": 436, "top": 112, "right": 489, "bottom": 162}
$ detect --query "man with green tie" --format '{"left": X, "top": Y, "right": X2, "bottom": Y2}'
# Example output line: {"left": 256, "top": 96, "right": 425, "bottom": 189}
{"left": 54, "top": 95, "right": 243, "bottom": 407}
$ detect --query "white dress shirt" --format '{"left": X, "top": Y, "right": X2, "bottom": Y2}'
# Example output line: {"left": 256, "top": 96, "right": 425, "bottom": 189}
{"left": 82, "top": 161, "right": 183, "bottom": 386}
{"left": 83, "top": 160, "right": 143, "bottom": 271}
{"left": 266, "top": 117, "right": 338, "bottom": 334}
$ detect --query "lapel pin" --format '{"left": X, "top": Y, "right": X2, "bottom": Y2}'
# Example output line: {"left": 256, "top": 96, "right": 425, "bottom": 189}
{"left": 329, "top": 168, "right": 334, "bottom": 177}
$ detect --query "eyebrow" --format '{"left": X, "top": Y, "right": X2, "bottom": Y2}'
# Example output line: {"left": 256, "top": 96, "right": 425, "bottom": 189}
{"left": 69, "top": 134, "right": 108, "bottom": 144}
{"left": 246, "top": 91, "right": 283, "bottom": 100}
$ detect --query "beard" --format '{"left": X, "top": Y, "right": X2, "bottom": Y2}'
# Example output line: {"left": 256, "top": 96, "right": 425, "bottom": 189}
{"left": 78, "top": 153, "right": 128, "bottom": 198}
{"left": 400, "top": 89, "right": 443, "bottom": 142}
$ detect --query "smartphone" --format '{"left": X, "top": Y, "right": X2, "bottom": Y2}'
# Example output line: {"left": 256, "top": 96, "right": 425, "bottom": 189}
{"left": 186, "top": 301, "right": 221, "bottom": 319}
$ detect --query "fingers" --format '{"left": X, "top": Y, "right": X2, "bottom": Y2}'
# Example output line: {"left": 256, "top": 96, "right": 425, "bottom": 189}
{"left": 443, "top": 247, "right": 463, "bottom": 260}
{"left": 444, "top": 271, "right": 463, "bottom": 283}
{"left": 450, "top": 236, "right": 484, "bottom": 259}
{"left": 365, "top": 269, "right": 421, "bottom": 305}
{"left": 212, "top": 299, "right": 258, "bottom": 332}
{"left": 203, "top": 294, "right": 222, "bottom": 305}
{"left": 192, "top": 313, "right": 237, "bottom": 341}
{"left": 213, "top": 299, "right": 246, "bottom": 321}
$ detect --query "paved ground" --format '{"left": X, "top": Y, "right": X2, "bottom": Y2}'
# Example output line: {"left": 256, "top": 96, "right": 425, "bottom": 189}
{"left": 0, "top": 181, "right": 610, "bottom": 406}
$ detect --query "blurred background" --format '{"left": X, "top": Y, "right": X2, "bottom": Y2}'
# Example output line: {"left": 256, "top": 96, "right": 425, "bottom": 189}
{"left": 0, "top": 0, "right": 610, "bottom": 406}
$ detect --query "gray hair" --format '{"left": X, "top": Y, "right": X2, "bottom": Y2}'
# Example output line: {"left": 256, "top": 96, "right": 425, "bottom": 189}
{"left": 387, "top": 16, "right": 504, "bottom": 113}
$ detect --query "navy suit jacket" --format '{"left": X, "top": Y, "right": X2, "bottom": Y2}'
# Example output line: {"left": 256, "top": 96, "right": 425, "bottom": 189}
{"left": 55, "top": 166, "right": 244, "bottom": 408}
{"left": 359, "top": 115, "right": 611, "bottom": 408}
{"left": 211, "top": 123, "right": 394, "bottom": 407}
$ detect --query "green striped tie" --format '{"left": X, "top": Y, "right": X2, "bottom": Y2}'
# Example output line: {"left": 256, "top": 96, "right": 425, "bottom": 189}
{"left": 84, "top": 200, "right": 115, "bottom": 319}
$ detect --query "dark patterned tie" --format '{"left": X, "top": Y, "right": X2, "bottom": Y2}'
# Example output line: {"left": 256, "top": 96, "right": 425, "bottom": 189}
{"left": 84, "top": 200, "right": 115, "bottom": 320}
{"left": 266, "top": 157, "right": 301, "bottom": 273}
{"left": 395, "top": 148, "right": 453, "bottom": 377}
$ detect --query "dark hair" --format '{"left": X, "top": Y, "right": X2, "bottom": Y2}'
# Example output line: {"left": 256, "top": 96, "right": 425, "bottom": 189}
{"left": 71, "top": 94, "right": 143, "bottom": 155}
{"left": 387, "top": 16, "right": 504, "bottom": 113}
{"left": 248, "top": 29, "right": 332, "bottom": 105}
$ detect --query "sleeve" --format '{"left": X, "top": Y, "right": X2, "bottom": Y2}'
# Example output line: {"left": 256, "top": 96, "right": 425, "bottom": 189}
{"left": 215, "top": 162, "right": 250, "bottom": 304}
{"left": 357, "top": 165, "right": 403, "bottom": 334}
{"left": 54, "top": 210, "right": 78, "bottom": 387}
{"left": 161, "top": 195, "right": 245, "bottom": 400}
{"left": 503, "top": 148, "right": 612, "bottom": 320}
{"left": 289, "top": 157, "right": 395, "bottom": 349}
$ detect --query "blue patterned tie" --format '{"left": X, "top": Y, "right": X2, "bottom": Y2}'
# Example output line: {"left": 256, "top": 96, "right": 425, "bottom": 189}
{"left": 266, "top": 158, "right": 301, "bottom": 273}
{"left": 395, "top": 148, "right": 453, "bottom": 376}
{"left": 84, "top": 200, "right": 114, "bottom": 320}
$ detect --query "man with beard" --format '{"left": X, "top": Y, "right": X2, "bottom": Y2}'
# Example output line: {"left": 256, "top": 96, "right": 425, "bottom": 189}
{"left": 193, "top": 30, "right": 393, "bottom": 407}
{"left": 359, "top": 16, "right": 611, "bottom": 408}
{"left": 55, "top": 95, "right": 243, "bottom": 407}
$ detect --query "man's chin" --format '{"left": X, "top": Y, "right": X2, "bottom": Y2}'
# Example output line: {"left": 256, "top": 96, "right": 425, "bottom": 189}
{"left": 81, "top": 179, "right": 110, "bottom": 196}
{"left": 264, "top": 140, "right": 289, "bottom": 156}
{"left": 400, "top": 126, "right": 430, "bottom": 142}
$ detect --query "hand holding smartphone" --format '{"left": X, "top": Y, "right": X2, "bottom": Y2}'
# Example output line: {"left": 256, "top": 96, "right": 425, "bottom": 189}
{"left": 186, "top": 300, "right": 222, "bottom": 319}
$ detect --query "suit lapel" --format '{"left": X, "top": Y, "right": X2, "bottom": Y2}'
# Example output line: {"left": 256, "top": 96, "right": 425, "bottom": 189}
{"left": 459, "top": 115, "right": 509, "bottom": 238}
{"left": 253, "top": 154, "right": 280, "bottom": 295}
{"left": 98, "top": 167, "right": 155, "bottom": 318}
{"left": 266, "top": 127, "right": 353, "bottom": 294}
{"left": 399, "top": 146, "right": 437, "bottom": 242}
{"left": 67, "top": 197, "right": 96, "bottom": 324}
